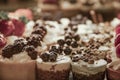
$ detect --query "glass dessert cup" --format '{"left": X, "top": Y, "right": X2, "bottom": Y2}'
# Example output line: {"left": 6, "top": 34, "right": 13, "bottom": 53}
{"left": 0, "top": 59, "right": 36, "bottom": 80}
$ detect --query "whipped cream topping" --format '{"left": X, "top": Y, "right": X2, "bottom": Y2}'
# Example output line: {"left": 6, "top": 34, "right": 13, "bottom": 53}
{"left": 23, "top": 21, "right": 35, "bottom": 37}
{"left": 111, "top": 18, "right": 120, "bottom": 27}
{"left": 37, "top": 55, "right": 71, "bottom": 71}
{"left": 99, "top": 46, "right": 110, "bottom": 51}
{"left": 44, "top": 21, "right": 65, "bottom": 44}
{"left": 0, "top": 51, "right": 31, "bottom": 63}
{"left": 71, "top": 59, "right": 107, "bottom": 75}
{"left": 6, "top": 36, "right": 18, "bottom": 44}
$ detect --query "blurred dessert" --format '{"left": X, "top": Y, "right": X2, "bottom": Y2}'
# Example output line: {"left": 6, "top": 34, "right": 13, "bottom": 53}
{"left": 60, "top": 0, "right": 80, "bottom": 10}
{"left": 0, "top": 38, "right": 37, "bottom": 80}
{"left": 36, "top": 50, "right": 71, "bottom": 80}
{"left": 0, "top": 10, "right": 39, "bottom": 80}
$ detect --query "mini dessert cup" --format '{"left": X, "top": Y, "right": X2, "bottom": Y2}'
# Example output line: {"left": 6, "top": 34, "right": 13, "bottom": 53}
{"left": 0, "top": 38, "right": 38, "bottom": 80}
{"left": 107, "top": 59, "right": 120, "bottom": 80}
{"left": 0, "top": 60, "right": 36, "bottom": 80}
{"left": 71, "top": 59, "right": 107, "bottom": 80}
{"left": 37, "top": 54, "right": 71, "bottom": 80}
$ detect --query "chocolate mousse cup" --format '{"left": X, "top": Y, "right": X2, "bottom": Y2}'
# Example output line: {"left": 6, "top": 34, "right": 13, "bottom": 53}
{"left": 0, "top": 60, "right": 36, "bottom": 80}
{"left": 71, "top": 59, "right": 107, "bottom": 80}
{"left": 0, "top": 39, "right": 38, "bottom": 80}
{"left": 36, "top": 54, "right": 71, "bottom": 80}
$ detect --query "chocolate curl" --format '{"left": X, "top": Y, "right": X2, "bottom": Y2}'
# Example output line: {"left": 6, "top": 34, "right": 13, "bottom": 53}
{"left": 98, "top": 13, "right": 104, "bottom": 23}
{"left": 90, "top": 10, "right": 98, "bottom": 24}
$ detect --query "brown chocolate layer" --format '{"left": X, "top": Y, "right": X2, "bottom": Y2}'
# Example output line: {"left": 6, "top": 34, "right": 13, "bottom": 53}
{"left": 72, "top": 72, "right": 105, "bottom": 80}
{"left": 37, "top": 69, "right": 70, "bottom": 80}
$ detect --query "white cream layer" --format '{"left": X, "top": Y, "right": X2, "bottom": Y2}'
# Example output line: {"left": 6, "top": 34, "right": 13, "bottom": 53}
{"left": 71, "top": 59, "right": 107, "bottom": 76}
{"left": 0, "top": 51, "right": 31, "bottom": 63}
{"left": 37, "top": 55, "right": 71, "bottom": 72}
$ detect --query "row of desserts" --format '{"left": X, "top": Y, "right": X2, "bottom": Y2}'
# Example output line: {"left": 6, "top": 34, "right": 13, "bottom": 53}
{"left": 0, "top": 11, "right": 119, "bottom": 80}
{"left": 38, "top": 0, "right": 120, "bottom": 11}
{"left": 0, "top": 14, "right": 117, "bottom": 80}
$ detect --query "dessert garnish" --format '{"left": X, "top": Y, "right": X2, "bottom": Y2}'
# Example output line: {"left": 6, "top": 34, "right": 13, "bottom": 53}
{"left": 40, "top": 51, "right": 57, "bottom": 62}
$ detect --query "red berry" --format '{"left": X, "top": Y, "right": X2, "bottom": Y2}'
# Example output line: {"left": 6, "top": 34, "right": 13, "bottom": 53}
{"left": 115, "top": 34, "right": 120, "bottom": 47}
{"left": 15, "top": 9, "right": 33, "bottom": 20}
{"left": 116, "top": 43, "right": 120, "bottom": 58}
{"left": 115, "top": 24, "right": 120, "bottom": 35}
{"left": 12, "top": 19, "right": 25, "bottom": 37}
{"left": 0, "top": 34, "right": 7, "bottom": 48}
{"left": 0, "top": 20, "right": 15, "bottom": 36}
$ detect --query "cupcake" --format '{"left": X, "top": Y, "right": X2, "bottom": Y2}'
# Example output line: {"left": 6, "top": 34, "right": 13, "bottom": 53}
{"left": 36, "top": 51, "right": 71, "bottom": 80}
{"left": 70, "top": 37, "right": 108, "bottom": 80}
{"left": 107, "top": 59, "right": 120, "bottom": 80}
{"left": 0, "top": 39, "right": 37, "bottom": 80}
{"left": 71, "top": 54, "right": 107, "bottom": 80}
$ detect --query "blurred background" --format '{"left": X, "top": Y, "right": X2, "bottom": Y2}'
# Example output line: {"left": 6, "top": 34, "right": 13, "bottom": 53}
{"left": 0, "top": 0, "right": 120, "bottom": 21}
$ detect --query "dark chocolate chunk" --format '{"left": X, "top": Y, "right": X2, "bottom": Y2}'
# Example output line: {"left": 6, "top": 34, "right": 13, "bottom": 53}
{"left": 40, "top": 52, "right": 50, "bottom": 62}
{"left": 57, "top": 39, "right": 65, "bottom": 46}
{"left": 27, "top": 34, "right": 41, "bottom": 48}
{"left": 49, "top": 46, "right": 58, "bottom": 53}
{"left": 73, "top": 35, "right": 80, "bottom": 41}
{"left": 13, "top": 39, "right": 26, "bottom": 53}
{"left": 49, "top": 52, "right": 57, "bottom": 62}
{"left": 65, "top": 39, "right": 71, "bottom": 46}
{"left": 57, "top": 46, "right": 63, "bottom": 54}
{"left": 28, "top": 51, "right": 38, "bottom": 60}
{"left": 2, "top": 45, "right": 14, "bottom": 58}
{"left": 2, "top": 39, "right": 26, "bottom": 58}
{"left": 64, "top": 47, "right": 72, "bottom": 55}
{"left": 24, "top": 46, "right": 35, "bottom": 53}
{"left": 71, "top": 41, "right": 78, "bottom": 48}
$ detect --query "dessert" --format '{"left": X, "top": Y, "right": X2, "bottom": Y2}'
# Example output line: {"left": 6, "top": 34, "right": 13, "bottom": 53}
{"left": 36, "top": 50, "right": 71, "bottom": 80}
{"left": 0, "top": 38, "right": 37, "bottom": 80}
{"left": 71, "top": 47, "right": 107, "bottom": 80}
{"left": 0, "top": 10, "right": 117, "bottom": 80}
{"left": 0, "top": 10, "right": 38, "bottom": 80}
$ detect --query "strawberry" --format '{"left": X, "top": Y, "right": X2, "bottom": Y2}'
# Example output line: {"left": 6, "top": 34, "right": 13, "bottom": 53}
{"left": 12, "top": 19, "right": 25, "bottom": 37}
{"left": 115, "top": 33, "right": 120, "bottom": 47}
{"left": 115, "top": 24, "right": 120, "bottom": 35}
{"left": 0, "top": 33, "right": 7, "bottom": 48}
{"left": 15, "top": 9, "right": 33, "bottom": 20}
{"left": 0, "top": 20, "right": 15, "bottom": 36}
{"left": 116, "top": 43, "right": 120, "bottom": 58}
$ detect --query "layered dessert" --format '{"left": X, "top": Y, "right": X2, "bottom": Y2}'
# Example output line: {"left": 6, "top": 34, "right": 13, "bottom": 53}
{"left": 36, "top": 50, "right": 71, "bottom": 80}
{"left": 0, "top": 10, "right": 40, "bottom": 80}
{"left": 0, "top": 9, "right": 117, "bottom": 80}
{"left": 71, "top": 46, "right": 107, "bottom": 80}
{"left": 0, "top": 38, "right": 37, "bottom": 80}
